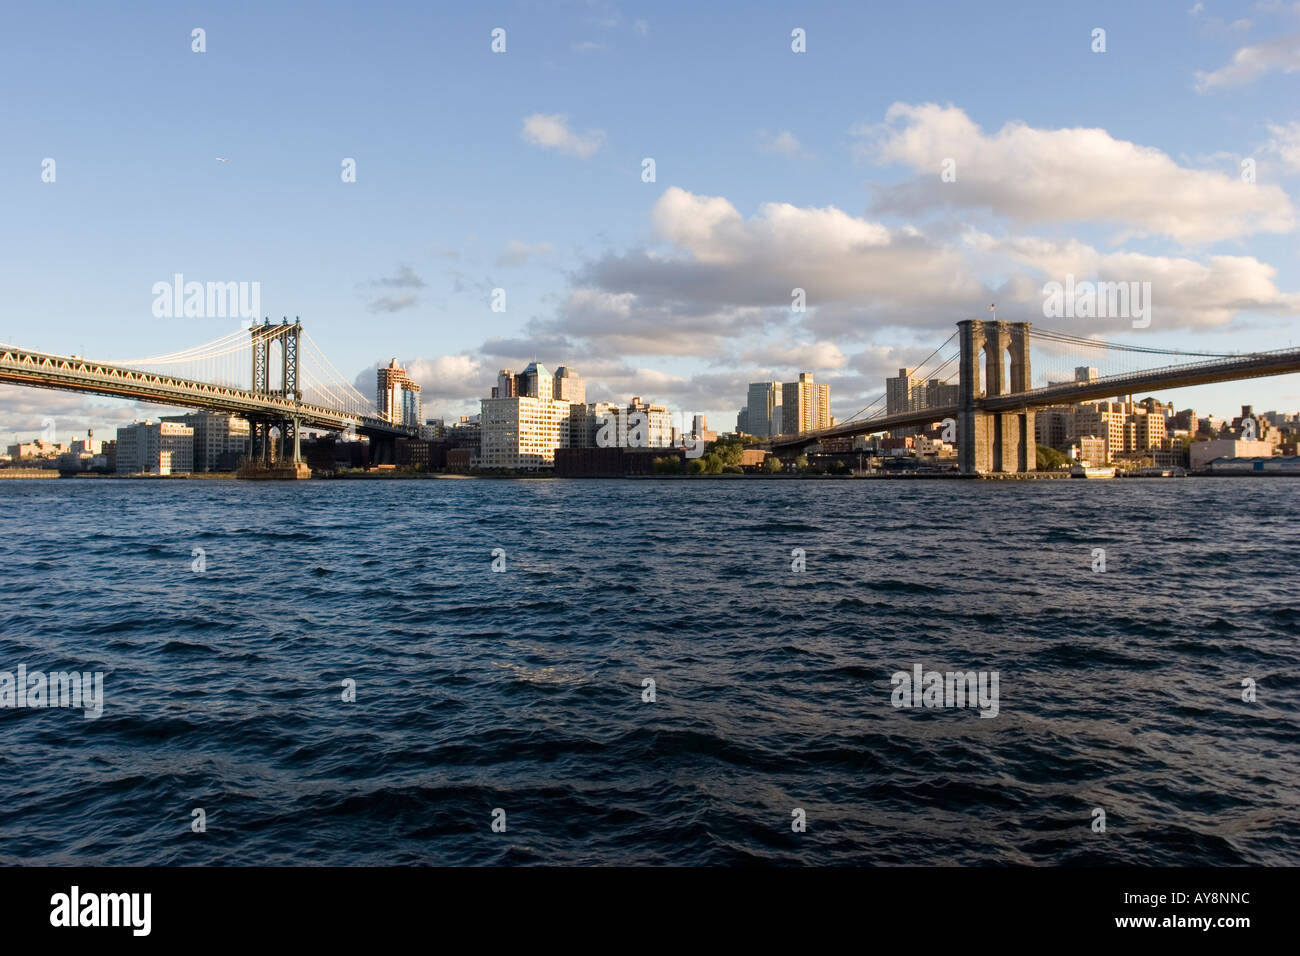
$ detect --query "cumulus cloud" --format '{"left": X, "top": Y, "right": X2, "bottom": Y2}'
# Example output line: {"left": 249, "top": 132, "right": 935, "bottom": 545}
{"left": 861, "top": 102, "right": 1295, "bottom": 243}
{"left": 971, "top": 232, "right": 1300, "bottom": 331}
{"left": 521, "top": 113, "right": 606, "bottom": 159}
{"left": 1195, "top": 32, "right": 1300, "bottom": 90}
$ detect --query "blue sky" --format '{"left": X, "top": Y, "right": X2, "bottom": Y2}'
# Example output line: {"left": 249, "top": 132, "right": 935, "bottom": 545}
{"left": 2, "top": 0, "right": 1299, "bottom": 438}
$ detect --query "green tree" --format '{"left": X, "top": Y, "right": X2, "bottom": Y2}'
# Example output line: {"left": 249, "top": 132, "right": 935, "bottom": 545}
{"left": 1036, "top": 444, "right": 1069, "bottom": 470}
{"left": 794, "top": 454, "right": 809, "bottom": 471}
{"left": 763, "top": 454, "right": 784, "bottom": 473}
{"left": 653, "top": 455, "right": 681, "bottom": 474}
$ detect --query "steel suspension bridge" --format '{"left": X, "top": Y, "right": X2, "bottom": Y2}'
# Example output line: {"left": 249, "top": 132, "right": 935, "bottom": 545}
{"left": 2, "top": 317, "right": 1298, "bottom": 475}
{"left": 0, "top": 319, "right": 412, "bottom": 473}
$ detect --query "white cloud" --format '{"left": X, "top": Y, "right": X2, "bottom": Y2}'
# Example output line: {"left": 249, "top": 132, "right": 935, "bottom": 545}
{"left": 757, "top": 130, "right": 807, "bottom": 158}
{"left": 1266, "top": 120, "right": 1300, "bottom": 171}
{"left": 1195, "top": 32, "right": 1300, "bottom": 90}
{"left": 740, "top": 340, "right": 847, "bottom": 371}
{"left": 862, "top": 102, "right": 1295, "bottom": 243}
{"left": 572, "top": 41, "right": 608, "bottom": 54}
{"left": 496, "top": 239, "right": 556, "bottom": 267}
{"left": 634, "top": 19, "right": 649, "bottom": 36}
{"left": 972, "top": 232, "right": 1300, "bottom": 331}
{"left": 521, "top": 113, "right": 606, "bottom": 159}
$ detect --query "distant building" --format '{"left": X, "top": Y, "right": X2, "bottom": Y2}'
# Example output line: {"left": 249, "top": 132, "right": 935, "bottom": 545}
{"left": 887, "top": 368, "right": 957, "bottom": 414}
{"left": 480, "top": 362, "right": 574, "bottom": 469}
{"left": 745, "top": 382, "right": 782, "bottom": 438}
{"left": 736, "top": 407, "right": 750, "bottom": 434}
{"left": 1190, "top": 439, "right": 1275, "bottom": 472}
{"left": 1205, "top": 456, "right": 1300, "bottom": 475}
{"left": 553, "top": 366, "right": 586, "bottom": 405}
{"left": 886, "top": 368, "right": 921, "bottom": 416}
{"left": 115, "top": 420, "right": 194, "bottom": 475}
{"left": 6, "top": 439, "right": 67, "bottom": 460}
{"left": 1075, "top": 366, "right": 1099, "bottom": 383}
{"left": 376, "top": 358, "right": 422, "bottom": 426}
{"left": 691, "top": 415, "right": 717, "bottom": 443}
{"left": 161, "top": 412, "right": 249, "bottom": 471}
{"left": 1035, "top": 406, "right": 1072, "bottom": 449}
{"left": 573, "top": 398, "right": 674, "bottom": 449}
{"left": 780, "top": 372, "right": 830, "bottom": 435}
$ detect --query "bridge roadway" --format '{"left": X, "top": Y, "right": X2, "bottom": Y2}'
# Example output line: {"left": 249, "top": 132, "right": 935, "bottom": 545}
{"left": 0, "top": 343, "right": 410, "bottom": 437}
{"left": 769, "top": 346, "right": 1300, "bottom": 452}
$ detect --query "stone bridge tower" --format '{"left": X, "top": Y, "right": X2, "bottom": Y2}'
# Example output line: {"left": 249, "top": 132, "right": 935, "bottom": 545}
{"left": 957, "top": 319, "right": 1035, "bottom": 475}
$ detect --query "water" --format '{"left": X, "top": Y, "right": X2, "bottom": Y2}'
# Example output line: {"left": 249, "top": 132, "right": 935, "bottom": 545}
{"left": 0, "top": 477, "right": 1296, "bottom": 865}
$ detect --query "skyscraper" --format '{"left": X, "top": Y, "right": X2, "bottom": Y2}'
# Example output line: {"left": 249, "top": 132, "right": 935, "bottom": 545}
{"left": 780, "top": 372, "right": 830, "bottom": 435}
{"left": 553, "top": 366, "right": 586, "bottom": 405}
{"left": 745, "top": 382, "right": 782, "bottom": 438}
{"left": 377, "top": 358, "right": 422, "bottom": 426}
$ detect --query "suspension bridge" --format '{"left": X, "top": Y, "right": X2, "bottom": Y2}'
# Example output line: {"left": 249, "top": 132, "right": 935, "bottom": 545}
{"left": 0, "top": 319, "right": 412, "bottom": 475}
{"left": 2, "top": 317, "right": 1298, "bottom": 476}
{"left": 770, "top": 319, "right": 1300, "bottom": 474}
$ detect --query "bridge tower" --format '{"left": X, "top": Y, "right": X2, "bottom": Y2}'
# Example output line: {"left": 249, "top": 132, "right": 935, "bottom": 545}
{"left": 247, "top": 318, "right": 305, "bottom": 468}
{"left": 957, "top": 319, "right": 1036, "bottom": 475}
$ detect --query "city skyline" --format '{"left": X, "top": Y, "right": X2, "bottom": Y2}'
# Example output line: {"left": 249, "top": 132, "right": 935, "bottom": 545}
{"left": 3, "top": 1, "right": 1300, "bottom": 439}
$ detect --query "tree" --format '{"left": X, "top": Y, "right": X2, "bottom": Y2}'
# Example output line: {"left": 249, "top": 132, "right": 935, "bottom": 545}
{"left": 794, "top": 454, "right": 809, "bottom": 470}
{"left": 763, "top": 454, "right": 784, "bottom": 473}
{"left": 1036, "top": 444, "right": 1069, "bottom": 470}
{"left": 653, "top": 455, "right": 680, "bottom": 475}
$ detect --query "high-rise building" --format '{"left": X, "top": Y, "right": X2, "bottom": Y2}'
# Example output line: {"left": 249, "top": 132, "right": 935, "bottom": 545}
{"left": 553, "top": 366, "right": 586, "bottom": 405}
{"left": 887, "top": 368, "right": 957, "bottom": 415}
{"left": 115, "top": 420, "right": 194, "bottom": 475}
{"left": 886, "top": 368, "right": 921, "bottom": 415}
{"left": 377, "top": 358, "right": 422, "bottom": 426}
{"left": 479, "top": 362, "right": 576, "bottom": 469}
{"left": 780, "top": 372, "right": 831, "bottom": 435}
{"left": 162, "top": 412, "right": 249, "bottom": 471}
{"left": 745, "top": 382, "right": 782, "bottom": 438}
{"left": 491, "top": 369, "right": 516, "bottom": 399}
{"left": 736, "top": 407, "right": 750, "bottom": 434}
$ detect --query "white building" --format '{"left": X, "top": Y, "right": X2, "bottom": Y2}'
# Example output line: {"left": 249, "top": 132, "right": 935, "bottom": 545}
{"left": 115, "top": 421, "right": 194, "bottom": 475}
{"left": 479, "top": 362, "right": 574, "bottom": 469}
{"left": 161, "top": 412, "right": 249, "bottom": 471}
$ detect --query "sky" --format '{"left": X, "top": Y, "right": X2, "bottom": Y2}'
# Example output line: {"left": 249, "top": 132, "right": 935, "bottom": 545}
{"left": 2, "top": 0, "right": 1299, "bottom": 442}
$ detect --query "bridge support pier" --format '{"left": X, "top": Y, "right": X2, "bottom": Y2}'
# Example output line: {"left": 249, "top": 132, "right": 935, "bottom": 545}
{"left": 957, "top": 319, "right": 1037, "bottom": 475}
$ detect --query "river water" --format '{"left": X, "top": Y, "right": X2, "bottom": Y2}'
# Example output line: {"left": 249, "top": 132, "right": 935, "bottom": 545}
{"left": 0, "top": 477, "right": 1295, "bottom": 865}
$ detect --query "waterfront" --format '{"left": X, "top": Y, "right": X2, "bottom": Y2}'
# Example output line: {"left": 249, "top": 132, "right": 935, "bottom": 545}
{"left": 0, "top": 478, "right": 1296, "bottom": 865}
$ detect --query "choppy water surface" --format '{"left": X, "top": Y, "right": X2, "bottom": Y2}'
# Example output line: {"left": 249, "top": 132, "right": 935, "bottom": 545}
{"left": 0, "top": 477, "right": 1295, "bottom": 865}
